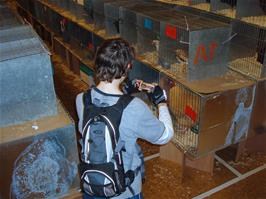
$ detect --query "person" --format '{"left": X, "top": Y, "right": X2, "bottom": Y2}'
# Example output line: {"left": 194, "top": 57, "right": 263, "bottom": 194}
{"left": 76, "top": 38, "right": 174, "bottom": 199}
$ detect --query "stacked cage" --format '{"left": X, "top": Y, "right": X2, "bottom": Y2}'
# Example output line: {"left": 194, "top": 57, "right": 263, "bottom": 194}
{"left": 210, "top": 0, "right": 237, "bottom": 18}
{"left": 211, "top": 0, "right": 266, "bottom": 27}
{"left": 235, "top": 0, "right": 266, "bottom": 27}
{"left": 33, "top": 0, "right": 46, "bottom": 24}
{"left": 159, "top": 0, "right": 211, "bottom": 11}
{"left": 229, "top": 21, "right": 266, "bottom": 79}
{"left": 120, "top": 1, "right": 172, "bottom": 46}
{"left": 16, "top": 0, "right": 30, "bottom": 11}
{"left": 136, "top": 9, "right": 197, "bottom": 73}
{"left": 84, "top": 0, "right": 94, "bottom": 23}
{"left": 66, "top": 20, "right": 95, "bottom": 59}
{"left": 92, "top": 0, "right": 115, "bottom": 30}
{"left": 158, "top": 9, "right": 231, "bottom": 81}
{"left": 104, "top": 1, "right": 141, "bottom": 36}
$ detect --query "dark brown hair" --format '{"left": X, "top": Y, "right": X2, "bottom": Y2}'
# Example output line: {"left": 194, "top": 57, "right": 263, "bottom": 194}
{"left": 95, "top": 38, "right": 135, "bottom": 83}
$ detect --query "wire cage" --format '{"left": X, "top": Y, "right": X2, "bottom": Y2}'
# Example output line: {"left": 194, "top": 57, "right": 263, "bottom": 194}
{"left": 235, "top": 0, "right": 266, "bottom": 28}
{"left": 160, "top": 72, "right": 256, "bottom": 157}
{"left": 54, "top": 37, "right": 67, "bottom": 60}
{"left": 210, "top": 0, "right": 266, "bottom": 27}
{"left": 158, "top": 0, "right": 211, "bottom": 11}
{"left": 228, "top": 20, "right": 266, "bottom": 79}
{"left": 33, "top": 0, "right": 45, "bottom": 23}
{"left": 59, "top": 17, "right": 71, "bottom": 42}
{"left": 91, "top": 0, "right": 114, "bottom": 30}
{"left": 84, "top": 0, "right": 94, "bottom": 23}
{"left": 136, "top": 9, "right": 196, "bottom": 67}
{"left": 104, "top": 0, "right": 140, "bottom": 37}
{"left": 120, "top": 1, "right": 172, "bottom": 46}
{"left": 158, "top": 9, "right": 231, "bottom": 81}
{"left": 16, "top": 0, "right": 30, "bottom": 11}
{"left": 66, "top": 20, "right": 95, "bottom": 59}
{"left": 50, "top": 9, "right": 63, "bottom": 36}
{"left": 210, "top": 0, "right": 237, "bottom": 18}
{"left": 69, "top": 1, "right": 88, "bottom": 20}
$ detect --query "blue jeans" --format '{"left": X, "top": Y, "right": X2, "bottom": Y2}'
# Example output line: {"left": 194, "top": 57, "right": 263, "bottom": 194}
{"left": 83, "top": 192, "right": 143, "bottom": 199}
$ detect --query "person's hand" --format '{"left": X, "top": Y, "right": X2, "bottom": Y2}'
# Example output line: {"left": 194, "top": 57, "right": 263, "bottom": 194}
{"left": 122, "top": 79, "right": 139, "bottom": 94}
{"left": 149, "top": 85, "right": 167, "bottom": 106}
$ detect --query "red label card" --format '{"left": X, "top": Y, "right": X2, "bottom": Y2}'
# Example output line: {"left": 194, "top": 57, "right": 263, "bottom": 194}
{"left": 185, "top": 105, "right": 197, "bottom": 122}
{"left": 165, "top": 25, "right": 177, "bottom": 40}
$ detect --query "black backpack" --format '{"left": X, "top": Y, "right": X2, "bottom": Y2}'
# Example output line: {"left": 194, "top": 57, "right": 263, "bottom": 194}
{"left": 79, "top": 90, "right": 137, "bottom": 197}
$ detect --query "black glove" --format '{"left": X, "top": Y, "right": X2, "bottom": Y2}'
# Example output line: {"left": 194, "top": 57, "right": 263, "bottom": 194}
{"left": 122, "top": 79, "right": 139, "bottom": 94}
{"left": 150, "top": 85, "right": 167, "bottom": 105}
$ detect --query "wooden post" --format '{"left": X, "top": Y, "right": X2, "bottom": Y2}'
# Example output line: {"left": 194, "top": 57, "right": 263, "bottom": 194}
{"left": 160, "top": 142, "right": 215, "bottom": 175}
{"left": 235, "top": 140, "right": 246, "bottom": 162}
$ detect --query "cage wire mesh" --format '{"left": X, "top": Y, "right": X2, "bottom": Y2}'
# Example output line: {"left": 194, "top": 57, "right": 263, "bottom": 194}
{"left": 166, "top": 77, "right": 201, "bottom": 155}
{"left": 157, "top": 0, "right": 211, "bottom": 11}
{"left": 229, "top": 21, "right": 266, "bottom": 79}
{"left": 210, "top": 0, "right": 237, "bottom": 18}
{"left": 104, "top": 1, "right": 140, "bottom": 36}
{"left": 34, "top": 1, "right": 45, "bottom": 23}
{"left": 120, "top": 2, "right": 172, "bottom": 46}
{"left": 92, "top": 0, "right": 114, "bottom": 30}
{"left": 54, "top": 38, "right": 67, "bottom": 60}
{"left": 210, "top": 0, "right": 266, "bottom": 27}
{"left": 157, "top": 9, "right": 230, "bottom": 81}
{"left": 84, "top": 0, "right": 94, "bottom": 23}
{"left": 236, "top": 0, "right": 266, "bottom": 28}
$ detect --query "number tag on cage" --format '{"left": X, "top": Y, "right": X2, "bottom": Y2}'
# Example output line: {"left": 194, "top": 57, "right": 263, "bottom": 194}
{"left": 144, "top": 18, "right": 153, "bottom": 30}
{"left": 165, "top": 24, "right": 177, "bottom": 40}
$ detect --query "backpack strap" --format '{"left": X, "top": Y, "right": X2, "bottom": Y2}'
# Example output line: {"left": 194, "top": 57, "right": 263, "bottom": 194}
{"left": 83, "top": 89, "right": 93, "bottom": 108}
{"left": 114, "top": 94, "right": 134, "bottom": 111}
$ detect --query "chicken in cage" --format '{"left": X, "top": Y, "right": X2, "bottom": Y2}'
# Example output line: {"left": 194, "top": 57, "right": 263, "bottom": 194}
{"left": 158, "top": 9, "right": 231, "bottom": 81}
{"left": 229, "top": 20, "right": 266, "bottom": 79}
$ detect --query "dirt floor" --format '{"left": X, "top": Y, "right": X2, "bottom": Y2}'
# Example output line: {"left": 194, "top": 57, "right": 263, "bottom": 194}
{"left": 52, "top": 55, "right": 266, "bottom": 199}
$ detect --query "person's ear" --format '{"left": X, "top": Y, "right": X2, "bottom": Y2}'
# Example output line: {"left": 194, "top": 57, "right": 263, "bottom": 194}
{"left": 127, "top": 63, "right": 133, "bottom": 70}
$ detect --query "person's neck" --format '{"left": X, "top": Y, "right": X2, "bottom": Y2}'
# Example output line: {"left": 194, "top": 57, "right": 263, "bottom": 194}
{"left": 96, "top": 79, "right": 123, "bottom": 95}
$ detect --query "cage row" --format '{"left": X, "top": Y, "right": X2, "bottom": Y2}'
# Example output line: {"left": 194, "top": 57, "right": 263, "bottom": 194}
{"left": 157, "top": 0, "right": 266, "bottom": 27}
{"left": 16, "top": 0, "right": 265, "bottom": 80}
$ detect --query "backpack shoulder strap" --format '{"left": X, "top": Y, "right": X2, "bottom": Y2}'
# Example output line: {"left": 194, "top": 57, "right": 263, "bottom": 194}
{"left": 114, "top": 94, "right": 134, "bottom": 111}
{"left": 83, "top": 89, "right": 93, "bottom": 108}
